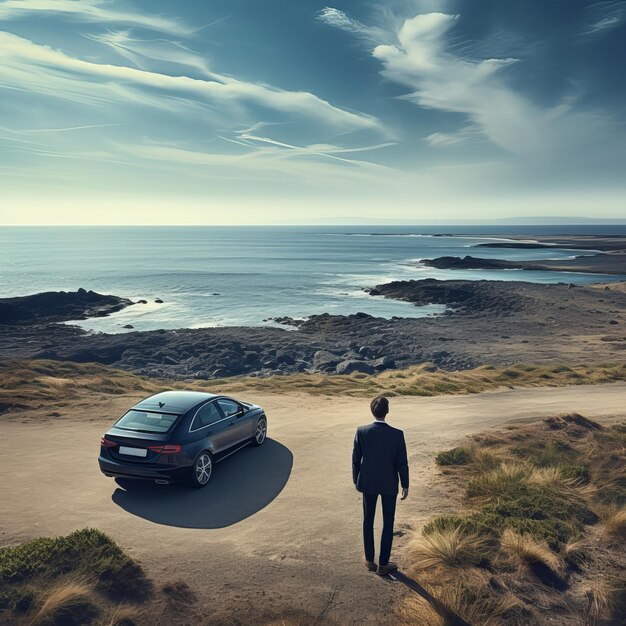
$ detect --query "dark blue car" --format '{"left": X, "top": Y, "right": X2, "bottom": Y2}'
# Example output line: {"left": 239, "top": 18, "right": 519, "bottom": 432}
{"left": 99, "top": 391, "right": 267, "bottom": 488}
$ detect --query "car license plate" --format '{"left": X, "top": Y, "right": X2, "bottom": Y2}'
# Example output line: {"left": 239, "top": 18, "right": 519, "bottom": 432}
{"left": 119, "top": 446, "right": 147, "bottom": 457}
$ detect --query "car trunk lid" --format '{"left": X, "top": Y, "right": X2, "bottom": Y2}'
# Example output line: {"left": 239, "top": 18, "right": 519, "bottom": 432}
{"left": 104, "top": 428, "right": 175, "bottom": 464}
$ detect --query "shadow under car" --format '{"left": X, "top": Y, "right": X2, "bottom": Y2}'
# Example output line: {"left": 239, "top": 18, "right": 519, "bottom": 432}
{"left": 110, "top": 438, "right": 292, "bottom": 529}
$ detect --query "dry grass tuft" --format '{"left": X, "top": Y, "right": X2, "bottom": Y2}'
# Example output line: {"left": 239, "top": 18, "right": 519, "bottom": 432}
{"left": 527, "top": 466, "right": 578, "bottom": 490}
{"left": 399, "top": 580, "right": 520, "bottom": 626}
{"left": 466, "top": 462, "right": 529, "bottom": 498}
{"left": 563, "top": 538, "right": 588, "bottom": 570}
{"left": 435, "top": 446, "right": 502, "bottom": 471}
{"left": 407, "top": 528, "right": 492, "bottom": 569}
{"left": 584, "top": 578, "right": 623, "bottom": 622}
{"left": 601, "top": 505, "right": 626, "bottom": 539}
{"left": 103, "top": 604, "right": 140, "bottom": 626}
{"left": 469, "top": 447, "right": 502, "bottom": 472}
{"left": 30, "top": 579, "right": 98, "bottom": 626}
{"left": 498, "top": 530, "right": 566, "bottom": 588}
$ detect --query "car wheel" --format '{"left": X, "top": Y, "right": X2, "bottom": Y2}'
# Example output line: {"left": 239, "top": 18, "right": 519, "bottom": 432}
{"left": 191, "top": 451, "right": 213, "bottom": 488}
{"left": 251, "top": 417, "right": 267, "bottom": 446}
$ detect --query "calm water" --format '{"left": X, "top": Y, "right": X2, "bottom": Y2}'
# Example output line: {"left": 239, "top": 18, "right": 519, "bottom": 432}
{"left": 1, "top": 225, "right": 624, "bottom": 332}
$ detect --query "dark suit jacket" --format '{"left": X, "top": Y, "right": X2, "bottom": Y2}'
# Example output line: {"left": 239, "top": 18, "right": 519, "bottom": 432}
{"left": 352, "top": 421, "right": 409, "bottom": 495}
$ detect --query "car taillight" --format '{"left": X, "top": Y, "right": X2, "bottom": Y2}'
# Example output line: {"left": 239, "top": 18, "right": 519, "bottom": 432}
{"left": 101, "top": 437, "right": 116, "bottom": 448}
{"left": 147, "top": 444, "right": 182, "bottom": 454}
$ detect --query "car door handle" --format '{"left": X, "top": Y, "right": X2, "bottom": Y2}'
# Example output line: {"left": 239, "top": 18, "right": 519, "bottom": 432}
{"left": 228, "top": 421, "right": 234, "bottom": 426}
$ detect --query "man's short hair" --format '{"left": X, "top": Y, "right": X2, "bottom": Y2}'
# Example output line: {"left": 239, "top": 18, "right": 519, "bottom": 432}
{"left": 370, "top": 395, "right": 389, "bottom": 419}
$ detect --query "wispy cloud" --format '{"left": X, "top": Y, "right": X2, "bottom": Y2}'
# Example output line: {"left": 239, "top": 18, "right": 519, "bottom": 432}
{"left": 425, "top": 126, "right": 482, "bottom": 148}
{"left": 116, "top": 140, "right": 393, "bottom": 185}
{"left": 317, "top": 7, "right": 387, "bottom": 42}
{"left": 582, "top": 0, "right": 625, "bottom": 35}
{"left": 23, "top": 123, "right": 121, "bottom": 133}
{"left": 0, "top": 31, "right": 380, "bottom": 131}
{"left": 0, "top": 0, "right": 193, "bottom": 35}
{"left": 371, "top": 13, "right": 548, "bottom": 154}
{"left": 322, "top": 8, "right": 603, "bottom": 156}
{"left": 232, "top": 132, "right": 394, "bottom": 168}
{"left": 84, "top": 30, "right": 212, "bottom": 75}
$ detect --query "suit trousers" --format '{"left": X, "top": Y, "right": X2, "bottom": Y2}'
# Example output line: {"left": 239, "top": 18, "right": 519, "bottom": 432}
{"left": 362, "top": 493, "right": 397, "bottom": 566}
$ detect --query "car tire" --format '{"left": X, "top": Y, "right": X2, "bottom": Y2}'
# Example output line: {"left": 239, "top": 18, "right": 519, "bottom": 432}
{"left": 190, "top": 450, "right": 213, "bottom": 488}
{"left": 251, "top": 416, "right": 267, "bottom": 446}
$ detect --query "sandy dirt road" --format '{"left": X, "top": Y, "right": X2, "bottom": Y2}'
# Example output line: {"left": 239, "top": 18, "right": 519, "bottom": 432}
{"left": 1, "top": 384, "right": 625, "bottom": 624}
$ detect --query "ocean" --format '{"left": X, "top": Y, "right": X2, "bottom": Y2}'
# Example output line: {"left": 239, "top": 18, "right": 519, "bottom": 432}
{"left": 1, "top": 225, "right": 624, "bottom": 333}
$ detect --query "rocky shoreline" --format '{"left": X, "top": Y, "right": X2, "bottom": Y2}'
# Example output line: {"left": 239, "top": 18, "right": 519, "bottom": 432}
{"left": 0, "top": 288, "right": 133, "bottom": 324}
{"left": 422, "top": 234, "right": 626, "bottom": 275}
{"left": 420, "top": 254, "right": 626, "bottom": 275}
{"left": 1, "top": 277, "right": 624, "bottom": 379}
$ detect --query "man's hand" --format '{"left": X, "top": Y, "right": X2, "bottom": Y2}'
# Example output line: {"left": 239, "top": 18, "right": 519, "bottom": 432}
{"left": 401, "top": 487, "right": 409, "bottom": 501}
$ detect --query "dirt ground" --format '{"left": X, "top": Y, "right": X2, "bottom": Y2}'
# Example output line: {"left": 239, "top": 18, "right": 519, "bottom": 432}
{"left": 1, "top": 384, "right": 625, "bottom": 624}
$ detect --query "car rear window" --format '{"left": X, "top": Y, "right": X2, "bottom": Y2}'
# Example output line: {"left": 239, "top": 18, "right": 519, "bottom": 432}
{"left": 115, "top": 410, "right": 179, "bottom": 433}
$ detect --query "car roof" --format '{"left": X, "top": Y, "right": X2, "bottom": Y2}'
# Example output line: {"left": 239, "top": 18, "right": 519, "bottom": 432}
{"left": 131, "top": 391, "right": 220, "bottom": 414}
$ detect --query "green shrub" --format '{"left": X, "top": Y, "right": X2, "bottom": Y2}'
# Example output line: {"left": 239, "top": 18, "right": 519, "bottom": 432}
{"left": 475, "top": 495, "right": 588, "bottom": 549}
{"left": 560, "top": 464, "right": 591, "bottom": 484}
{"left": 430, "top": 382, "right": 460, "bottom": 393}
{"left": 427, "top": 478, "right": 597, "bottom": 549}
{"left": 510, "top": 440, "right": 577, "bottom": 467}
{"left": 500, "top": 369, "right": 522, "bottom": 378}
{"left": 0, "top": 586, "right": 35, "bottom": 612}
{"left": 436, "top": 447, "right": 472, "bottom": 466}
{"left": 0, "top": 586, "right": 19, "bottom": 611}
{"left": 0, "top": 529, "right": 150, "bottom": 599}
{"left": 422, "top": 515, "right": 468, "bottom": 536}
{"left": 466, "top": 464, "right": 528, "bottom": 498}
{"left": 423, "top": 499, "right": 584, "bottom": 550}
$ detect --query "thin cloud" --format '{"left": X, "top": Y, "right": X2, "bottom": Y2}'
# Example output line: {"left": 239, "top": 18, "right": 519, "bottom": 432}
{"left": 425, "top": 126, "right": 481, "bottom": 148}
{"left": 22, "top": 123, "right": 121, "bottom": 133}
{"left": 582, "top": 0, "right": 625, "bottom": 35}
{"left": 0, "top": 0, "right": 191, "bottom": 35}
{"left": 84, "top": 30, "right": 212, "bottom": 75}
{"left": 317, "top": 7, "right": 388, "bottom": 43}
{"left": 235, "top": 132, "right": 394, "bottom": 169}
{"left": 117, "top": 141, "right": 393, "bottom": 185}
{"left": 0, "top": 31, "right": 380, "bottom": 131}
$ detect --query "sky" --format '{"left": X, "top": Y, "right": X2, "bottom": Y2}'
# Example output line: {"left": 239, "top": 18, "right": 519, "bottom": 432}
{"left": 0, "top": 0, "right": 625, "bottom": 224}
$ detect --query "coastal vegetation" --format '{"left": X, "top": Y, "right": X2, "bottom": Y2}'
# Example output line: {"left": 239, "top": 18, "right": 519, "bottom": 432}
{"left": 0, "top": 529, "right": 332, "bottom": 626}
{"left": 0, "top": 529, "right": 151, "bottom": 625}
{"left": 400, "top": 415, "right": 626, "bottom": 625}
{"left": 1, "top": 359, "right": 625, "bottom": 414}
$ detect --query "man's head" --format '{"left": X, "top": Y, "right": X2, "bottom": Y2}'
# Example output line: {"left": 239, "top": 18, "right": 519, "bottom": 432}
{"left": 370, "top": 395, "right": 389, "bottom": 420}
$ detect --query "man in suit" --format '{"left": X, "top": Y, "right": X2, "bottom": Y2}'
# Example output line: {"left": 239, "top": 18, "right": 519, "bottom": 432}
{"left": 352, "top": 395, "right": 409, "bottom": 575}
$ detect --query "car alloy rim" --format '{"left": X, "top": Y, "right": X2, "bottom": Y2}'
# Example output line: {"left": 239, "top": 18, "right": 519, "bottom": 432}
{"left": 196, "top": 453, "right": 212, "bottom": 484}
{"left": 256, "top": 420, "right": 266, "bottom": 444}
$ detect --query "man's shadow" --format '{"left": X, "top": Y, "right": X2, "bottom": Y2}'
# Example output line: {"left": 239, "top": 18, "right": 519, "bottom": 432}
{"left": 384, "top": 571, "right": 471, "bottom": 626}
{"left": 111, "top": 438, "right": 292, "bottom": 529}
